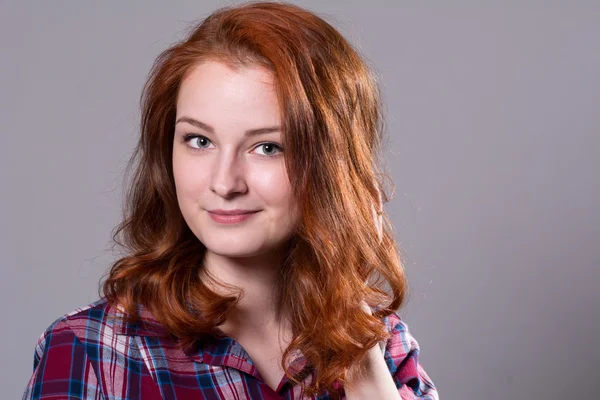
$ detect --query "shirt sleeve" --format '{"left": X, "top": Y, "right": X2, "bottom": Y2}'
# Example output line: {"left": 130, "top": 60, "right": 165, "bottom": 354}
{"left": 384, "top": 316, "right": 439, "bottom": 400}
{"left": 22, "top": 319, "right": 104, "bottom": 400}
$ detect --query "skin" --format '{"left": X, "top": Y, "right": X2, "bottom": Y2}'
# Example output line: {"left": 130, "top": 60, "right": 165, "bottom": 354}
{"left": 172, "top": 60, "right": 399, "bottom": 398}
{"left": 173, "top": 60, "right": 299, "bottom": 321}
{"left": 173, "top": 60, "right": 298, "bottom": 389}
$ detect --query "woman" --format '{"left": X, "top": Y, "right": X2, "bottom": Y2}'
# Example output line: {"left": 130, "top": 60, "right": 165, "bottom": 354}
{"left": 23, "top": 2, "right": 438, "bottom": 399}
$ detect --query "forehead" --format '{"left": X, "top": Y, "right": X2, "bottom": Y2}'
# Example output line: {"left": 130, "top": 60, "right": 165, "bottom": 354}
{"left": 176, "top": 61, "right": 279, "bottom": 120}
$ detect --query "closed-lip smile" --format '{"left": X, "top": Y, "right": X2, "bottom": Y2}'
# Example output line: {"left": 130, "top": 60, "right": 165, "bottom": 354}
{"left": 208, "top": 209, "right": 259, "bottom": 215}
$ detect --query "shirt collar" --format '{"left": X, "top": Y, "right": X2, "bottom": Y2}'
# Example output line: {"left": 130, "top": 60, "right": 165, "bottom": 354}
{"left": 106, "top": 301, "right": 259, "bottom": 365}
{"left": 106, "top": 300, "right": 309, "bottom": 374}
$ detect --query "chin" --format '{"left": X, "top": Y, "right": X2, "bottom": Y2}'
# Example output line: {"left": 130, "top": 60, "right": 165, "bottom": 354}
{"left": 213, "top": 248, "right": 285, "bottom": 261}
{"left": 200, "top": 235, "right": 268, "bottom": 257}
{"left": 208, "top": 246, "right": 264, "bottom": 258}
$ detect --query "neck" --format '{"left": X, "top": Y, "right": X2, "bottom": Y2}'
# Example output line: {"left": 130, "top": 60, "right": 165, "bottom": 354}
{"left": 202, "top": 248, "right": 288, "bottom": 334}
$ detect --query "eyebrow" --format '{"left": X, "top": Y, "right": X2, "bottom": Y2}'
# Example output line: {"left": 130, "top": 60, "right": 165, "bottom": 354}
{"left": 175, "top": 116, "right": 281, "bottom": 137}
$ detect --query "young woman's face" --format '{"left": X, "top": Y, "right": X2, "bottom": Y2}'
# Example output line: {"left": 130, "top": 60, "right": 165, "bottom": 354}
{"left": 173, "top": 60, "right": 299, "bottom": 258}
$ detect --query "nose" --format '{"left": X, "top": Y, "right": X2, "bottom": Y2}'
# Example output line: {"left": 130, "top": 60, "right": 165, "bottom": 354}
{"left": 209, "top": 150, "right": 248, "bottom": 198}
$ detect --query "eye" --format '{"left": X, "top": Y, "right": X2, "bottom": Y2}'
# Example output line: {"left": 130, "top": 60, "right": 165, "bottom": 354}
{"left": 182, "top": 134, "right": 213, "bottom": 150}
{"left": 253, "top": 142, "right": 283, "bottom": 157}
{"left": 181, "top": 133, "right": 283, "bottom": 157}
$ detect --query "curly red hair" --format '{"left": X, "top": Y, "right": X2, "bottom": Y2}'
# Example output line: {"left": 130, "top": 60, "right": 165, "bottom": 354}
{"left": 102, "top": 1, "right": 407, "bottom": 396}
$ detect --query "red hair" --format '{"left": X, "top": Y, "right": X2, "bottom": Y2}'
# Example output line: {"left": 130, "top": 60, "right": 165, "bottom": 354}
{"left": 102, "top": 1, "right": 407, "bottom": 396}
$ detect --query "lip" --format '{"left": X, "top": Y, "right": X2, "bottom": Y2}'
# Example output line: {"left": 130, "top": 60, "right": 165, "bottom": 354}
{"left": 207, "top": 209, "right": 260, "bottom": 224}
{"left": 208, "top": 209, "right": 259, "bottom": 215}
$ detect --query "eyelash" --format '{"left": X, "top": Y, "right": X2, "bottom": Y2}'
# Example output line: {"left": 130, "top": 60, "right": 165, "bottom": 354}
{"left": 181, "top": 133, "right": 284, "bottom": 157}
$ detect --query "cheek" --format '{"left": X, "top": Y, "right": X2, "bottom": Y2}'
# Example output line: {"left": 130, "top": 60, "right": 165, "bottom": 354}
{"left": 249, "top": 164, "right": 293, "bottom": 205}
{"left": 173, "top": 157, "right": 209, "bottom": 200}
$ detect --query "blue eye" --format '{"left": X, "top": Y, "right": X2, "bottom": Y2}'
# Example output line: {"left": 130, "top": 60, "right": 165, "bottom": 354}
{"left": 182, "top": 134, "right": 212, "bottom": 150}
{"left": 181, "top": 133, "right": 283, "bottom": 157}
{"left": 254, "top": 143, "right": 283, "bottom": 156}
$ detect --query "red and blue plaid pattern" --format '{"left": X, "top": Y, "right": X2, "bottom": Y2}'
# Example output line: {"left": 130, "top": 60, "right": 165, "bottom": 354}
{"left": 23, "top": 299, "right": 438, "bottom": 399}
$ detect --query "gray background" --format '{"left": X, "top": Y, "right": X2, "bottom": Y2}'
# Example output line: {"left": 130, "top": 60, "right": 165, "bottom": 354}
{"left": 1, "top": 1, "right": 598, "bottom": 399}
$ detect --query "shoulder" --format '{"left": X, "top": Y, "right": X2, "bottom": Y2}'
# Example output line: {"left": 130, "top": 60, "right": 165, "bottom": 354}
{"left": 33, "top": 298, "right": 123, "bottom": 360}
{"left": 382, "top": 311, "right": 420, "bottom": 356}
{"left": 380, "top": 311, "right": 439, "bottom": 399}
{"left": 24, "top": 300, "right": 116, "bottom": 399}
{"left": 38, "top": 298, "right": 114, "bottom": 336}
{"left": 380, "top": 312, "right": 421, "bottom": 374}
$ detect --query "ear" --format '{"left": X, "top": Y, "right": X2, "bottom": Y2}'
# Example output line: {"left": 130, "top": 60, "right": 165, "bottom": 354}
{"left": 371, "top": 178, "right": 383, "bottom": 243}
{"left": 359, "top": 299, "right": 373, "bottom": 316}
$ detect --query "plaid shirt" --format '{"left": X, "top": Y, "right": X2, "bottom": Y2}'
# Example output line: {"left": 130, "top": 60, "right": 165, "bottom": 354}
{"left": 23, "top": 299, "right": 438, "bottom": 399}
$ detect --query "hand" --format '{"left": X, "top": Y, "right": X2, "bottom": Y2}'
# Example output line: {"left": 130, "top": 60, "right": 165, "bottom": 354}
{"left": 357, "top": 300, "right": 385, "bottom": 361}
{"left": 345, "top": 301, "right": 401, "bottom": 399}
{"left": 347, "top": 301, "right": 386, "bottom": 376}
{"left": 344, "top": 182, "right": 401, "bottom": 398}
